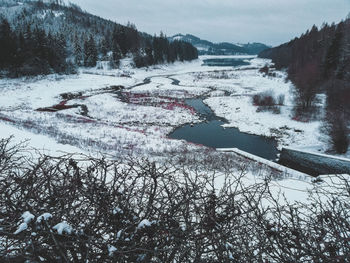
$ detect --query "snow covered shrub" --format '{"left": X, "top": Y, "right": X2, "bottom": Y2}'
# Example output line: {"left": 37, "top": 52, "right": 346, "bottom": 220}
{"left": 292, "top": 62, "right": 319, "bottom": 110}
{"left": 277, "top": 94, "right": 285, "bottom": 105}
{"left": 133, "top": 53, "right": 149, "bottom": 68}
{"left": 323, "top": 110, "right": 349, "bottom": 154}
{"left": 1, "top": 137, "right": 350, "bottom": 262}
{"left": 259, "top": 65, "right": 269, "bottom": 75}
{"left": 214, "top": 71, "right": 230, "bottom": 79}
{"left": 253, "top": 90, "right": 276, "bottom": 106}
{"left": 253, "top": 91, "right": 282, "bottom": 114}
{"left": 256, "top": 105, "right": 281, "bottom": 114}
{"left": 323, "top": 80, "right": 350, "bottom": 154}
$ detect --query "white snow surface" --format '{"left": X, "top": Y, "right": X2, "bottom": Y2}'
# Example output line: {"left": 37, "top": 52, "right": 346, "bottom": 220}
{"left": 0, "top": 56, "right": 329, "bottom": 156}
{"left": 37, "top": 213, "right": 53, "bottom": 223}
{"left": 14, "top": 223, "right": 28, "bottom": 235}
{"left": 112, "top": 208, "right": 123, "bottom": 215}
{"left": 137, "top": 219, "right": 155, "bottom": 229}
{"left": 53, "top": 221, "right": 73, "bottom": 235}
{"left": 0, "top": 55, "right": 346, "bottom": 204}
{"left": 13, "top": 211, "right": 35, "bottom": 234}
{"left": 22, "top": 211, "right": 35, "bottom": 224}
{"left": 108, "top": 244, "right": 117, "bottom": 256}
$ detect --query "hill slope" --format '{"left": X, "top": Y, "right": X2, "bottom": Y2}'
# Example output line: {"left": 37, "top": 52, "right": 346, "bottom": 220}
{"left": 169, "top": 34, "right": 270, "bottom": 55}
{"left": 259, "top": 19, "right": 350, "bottom": 153}
{"left": 0, "top": 0, "right": 198, "bottom": 77}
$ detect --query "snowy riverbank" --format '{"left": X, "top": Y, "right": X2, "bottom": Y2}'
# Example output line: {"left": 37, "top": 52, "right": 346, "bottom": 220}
{"left": 1, "top": 55, "right": 349, "bottom": 205}
{"left": 0, "top": 55, "right": 345, "bottom": 164}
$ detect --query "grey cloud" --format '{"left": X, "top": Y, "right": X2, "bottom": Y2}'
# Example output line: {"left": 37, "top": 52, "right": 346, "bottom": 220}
{"left": 69, "top": 0, "right": 350, "bottom": 46}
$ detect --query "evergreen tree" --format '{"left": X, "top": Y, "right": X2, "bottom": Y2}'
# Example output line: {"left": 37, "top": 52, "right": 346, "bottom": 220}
{"left": 324, "top": 22, "right": 344, "bottom": 78}
{"left": 100, "top": 37, "right": 108, "bottom": 58}
{"left": 113, "top": 26, "right": 128, "bottom": 55}
{"left": 0, "top": 1, "right": 198, "bottom": 76}
{"left": 83, "top": 35, "right": 97, "bottom": 67}
{"left": 0, "top": 18, "right": 16, "bottom": 69}
{"left": 49, "top": 33, "right": 68, "bottom": 72}
{"left": 111, "top": 27, "right": 122, "bottom": 66}
{"left": 144, "top": 39, "right": 154, "bottom": 65}
{"left": 73, "top": 33, "right": 83, "bottom": 66}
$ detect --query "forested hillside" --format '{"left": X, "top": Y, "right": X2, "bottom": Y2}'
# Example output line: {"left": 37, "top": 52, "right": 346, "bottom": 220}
{"left": 169, "top": 34, "right": 270, "bottom": 55}
{"left": 259, "top": 17, "right": 350, "bottom": 153}
{"left": 0, "top": 0, "right": 198, "bottom": 77}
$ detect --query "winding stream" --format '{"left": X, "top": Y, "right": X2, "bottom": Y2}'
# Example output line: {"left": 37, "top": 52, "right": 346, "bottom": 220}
{"left": 50, "top": 58, "right": 279, "bottom": 162}
{"left": 169, "top": 98, "right": 279, "bottom": 161}
{"left": 127, "top": 58, "right": 279, "bottom": 161}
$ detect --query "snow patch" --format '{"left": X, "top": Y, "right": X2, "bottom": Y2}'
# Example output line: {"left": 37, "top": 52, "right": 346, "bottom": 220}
{"left": 37, "top": 213, "right": 53, "bottom": 223}
{"left": 14, "top": 222, "right": 28, "bottom": 235}
{"left": 22, "top": 211, "right": 35, "bottom": 223}
{"left": 53, "top": 221, "right": 73, "bottom": 235}
{"left": 108, "top": 244, "right": 117, "bottom": 256}
{"left": 13, "top": 211, "right": 34, "bottom": 234}
{"left": 137, "top": 219, "right": 155, "bottom": 229}
{"left": 112, "top": 208, "right": 123, "bottom": 215}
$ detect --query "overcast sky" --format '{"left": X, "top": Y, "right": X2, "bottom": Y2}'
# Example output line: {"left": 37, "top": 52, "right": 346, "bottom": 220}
{"left": 69, "top": 0, "right": 350, "bottom": 46}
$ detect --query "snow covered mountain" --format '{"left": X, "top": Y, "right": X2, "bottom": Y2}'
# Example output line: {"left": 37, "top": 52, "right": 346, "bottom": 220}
{"left": 168, "top": 34, "right": 271, "bottom": 55}
{"left": 0, "top": 0, "right": 198, "bottom": 76}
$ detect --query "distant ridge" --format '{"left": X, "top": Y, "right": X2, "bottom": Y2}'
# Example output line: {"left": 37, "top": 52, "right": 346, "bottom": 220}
{"left": 168, "top": 34, "right": 271, "bottom": 55}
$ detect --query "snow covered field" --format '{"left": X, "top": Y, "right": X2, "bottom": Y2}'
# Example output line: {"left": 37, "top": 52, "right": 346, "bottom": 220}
{"left": 0, "top": 55, "right": 335, "bottom": 159}
{"left": 0, "top": 67, "right": 203, "bottom": 157}
{"left": 0, "top": 55, "right": 349, "bottom": 203}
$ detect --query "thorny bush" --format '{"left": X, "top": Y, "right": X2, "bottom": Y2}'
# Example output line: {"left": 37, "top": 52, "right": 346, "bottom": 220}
{"left": 0, "top": 137, "right": 350, "bottom": 262}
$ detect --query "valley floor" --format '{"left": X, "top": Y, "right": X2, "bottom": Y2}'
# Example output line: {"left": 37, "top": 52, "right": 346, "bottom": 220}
{"left": 0, "top": 55, "right": 347, "bottom": 203}
{"left": 0, "top": 56, "right": 329, "bottom": 155}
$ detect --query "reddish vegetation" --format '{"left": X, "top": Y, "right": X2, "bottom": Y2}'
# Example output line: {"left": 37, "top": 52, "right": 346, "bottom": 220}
{"left": 61, "top": 114, "right": 95, "bottom": 124}
{"left": 292, "top": 116, "right": 310, "bottom": 123}
{"left": 36, "top": 101, "right": 79, "bottom": 112}
{"left": 0, "top": 116, "right": 15, "bottom": 123}
{"left": 159, "top": 101, "right": 196, "bottom": 114}
{"left": 76, "top": 117, "right": 96, "bottom": 124}
{"left": 63, "top": 114, "right": 146, "bottom": 135}
{"left": 113, "top": 125, "right": 146, "bottom": 134}
{"left": 58, "top": 100, "right": 68, "bottom": 106}
{"left": 122, "top": 92, "right": 196, "bottom": 115}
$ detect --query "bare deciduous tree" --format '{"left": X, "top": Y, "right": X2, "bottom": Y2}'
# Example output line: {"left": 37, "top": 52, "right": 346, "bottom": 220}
{"left": 1, "top": 137, "right": 350, "bottom": 262}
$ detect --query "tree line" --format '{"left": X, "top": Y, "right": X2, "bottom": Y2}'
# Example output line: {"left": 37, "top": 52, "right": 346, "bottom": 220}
{"left": 133, "top": 34, "right": 198, "bottom": 68}
{"left": 259, "top": 17, "right": 350, "bottom": 154}
{"left": 0, "top": 0, "right": 198, "bottom": 77}
{"left": 0, "top": 19, "right": 72, "bottom": 76}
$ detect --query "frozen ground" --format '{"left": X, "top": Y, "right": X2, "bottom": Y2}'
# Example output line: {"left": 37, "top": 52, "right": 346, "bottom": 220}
{"left": 0, "top": 67, "right": 204, "bottom": 157}
{"left": 201, "top": 62, "right": 325, "bottom": 151}
{"left": 0, "top": 55, "right": 342, "bottom": 159}
{"left": 0, "top": 55, "right": 348, "bottom": 201}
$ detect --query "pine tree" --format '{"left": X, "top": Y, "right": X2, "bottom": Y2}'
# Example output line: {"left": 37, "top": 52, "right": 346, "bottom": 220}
{"left": 111, "top": 27, "right": 122, "bottom": 66}
{"left": 144, "top": 39, "right": 154, "bottom": 65}
{"left": 84, "top": 35, "right": 97, "bottom": 67}
{"left": 73, "top": 33, "right": 83, "bottom": 66}
{"left": 324, "top": 22, "right": 344, "bottom": 78}
{"left": 47, "top": 32, "right": 68, "bottom": 72}
{"left": 0, "top": 18, "right": 16, "bottom": 69}
{"left": 153, "top": 36, "right": 163, "bottom": 64}
{"left": 113, "top": 26, "right": 128, "bottom": 55}
{"left": 100, "top": 37, "right": 108, "bottom": 58}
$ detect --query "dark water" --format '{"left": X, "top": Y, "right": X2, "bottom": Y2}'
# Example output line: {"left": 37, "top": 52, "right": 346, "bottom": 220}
{"left": 169, "top": 99, "right": 279, "bottom": 161}
{"left": 202, "top": 58, "right": 251, "bottom": 67}
{"left": 185, "top": 98, "right": 216, "bottom": 120}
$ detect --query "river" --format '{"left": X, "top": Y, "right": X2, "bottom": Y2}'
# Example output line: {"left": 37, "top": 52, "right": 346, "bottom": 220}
{"left": 169, "top": 98, "right": 279, "bottom": 161}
